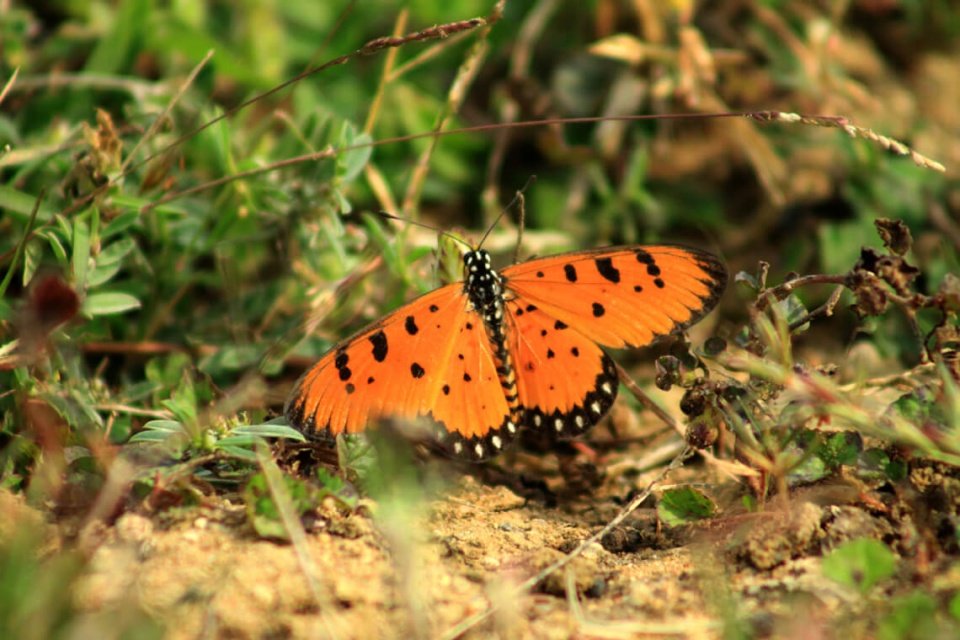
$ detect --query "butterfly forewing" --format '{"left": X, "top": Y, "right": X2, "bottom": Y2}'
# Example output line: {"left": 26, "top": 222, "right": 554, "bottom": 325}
{"left": 502, "top": 246, "right": 727, "bottom": 350}
{"left": 285, "top": 282, "right": 518, "bottom": 460}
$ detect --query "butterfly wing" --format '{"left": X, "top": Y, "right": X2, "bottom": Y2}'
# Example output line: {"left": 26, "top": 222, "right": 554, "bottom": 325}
{"left": 505, "top": 299, "right": 619, "bottom": 438}
{"left": 502, "top": 245, "right": 725, "bottom": 437}
{"left": 285, "top": 284, "right": 518, "bottom": 460}
{"left": 502, "top": 245, "right": 727, "bottom": 349}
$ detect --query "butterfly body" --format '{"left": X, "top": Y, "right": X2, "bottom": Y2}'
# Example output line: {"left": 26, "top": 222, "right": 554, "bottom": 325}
{"left": 462, "top": 250, "right": 522, "bottom": 451}
{"left": 286, "top": 244, "right": 727, "bottom": 461}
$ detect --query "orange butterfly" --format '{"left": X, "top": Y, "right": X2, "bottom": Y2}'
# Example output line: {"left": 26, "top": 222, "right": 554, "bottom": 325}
{"left": 285, "top": 245, "right": 727, "bottom": 460}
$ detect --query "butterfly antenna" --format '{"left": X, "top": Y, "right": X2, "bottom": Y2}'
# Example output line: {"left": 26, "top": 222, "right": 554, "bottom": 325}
{"left": 513, "top": 189, "right": 526, "bottom": 264}
{"left": 374, "top": 211, "right": 473, "bottom": 251}
{"left": 477, "top": 175, "right": 537, "bottom": 251}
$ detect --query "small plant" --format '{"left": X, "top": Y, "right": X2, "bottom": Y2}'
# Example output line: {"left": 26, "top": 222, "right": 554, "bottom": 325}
{"left": 822, "top": 538, "right": 898, "bottom": 594}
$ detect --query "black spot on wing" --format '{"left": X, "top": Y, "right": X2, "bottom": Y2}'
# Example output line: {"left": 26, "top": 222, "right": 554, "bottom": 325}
{"left": 411, "top": 362, "right": 425, "bottom": 378}
{"left": 429, "top": 304, "right": 439, "bottom": 312}
{"left": 555, "top": 320, "right": 568, "bottom": 330}
{"left": 334, "top": 350, "right": 352, "bottom": 381}
{"left": 654, "top": 278, "right": 665, "bottom": 288}
{"left": 369, "top": 330, "right": 388, "bottom": 362}
{"left": 563, "top": 264, "right": 577, "bottom": 282}
{"left": 404, "top": 315, "right": 419, "bottom": 335}
{"left": 595, "top": 257, "right": 621, "bottom": 283}
{"left": 592, "top": 302, "right": 605, "bottom": 317}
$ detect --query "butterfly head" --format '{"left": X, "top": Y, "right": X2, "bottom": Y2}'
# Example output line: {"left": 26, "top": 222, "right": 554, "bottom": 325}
{"left": 463, "top": 249, "right": 502, "bottom": 309}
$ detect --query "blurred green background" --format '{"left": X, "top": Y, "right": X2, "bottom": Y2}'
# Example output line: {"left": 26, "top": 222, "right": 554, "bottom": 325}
{"left": 2, "top": 2, "right": 960, "bottom": 637}
{"left": 1, "top": 0, "right": 958, "bottom": 482}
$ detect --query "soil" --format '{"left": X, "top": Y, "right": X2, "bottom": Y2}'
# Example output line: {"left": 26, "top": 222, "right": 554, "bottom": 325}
{"left": 5, "top": 447, "right": 959, "bottom": 639}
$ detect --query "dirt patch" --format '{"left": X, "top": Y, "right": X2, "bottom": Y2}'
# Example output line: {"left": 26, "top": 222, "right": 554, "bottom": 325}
{"left": 4, "top": 453, "right": 960, "bottom": 638}
{"left": 14, "top": 459, "right": 938, "bottom": 639}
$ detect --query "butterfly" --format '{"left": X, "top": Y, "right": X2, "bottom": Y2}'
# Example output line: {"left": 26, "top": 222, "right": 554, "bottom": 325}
{"left": 285, "top": 244, "right": 727, "bottom": 461}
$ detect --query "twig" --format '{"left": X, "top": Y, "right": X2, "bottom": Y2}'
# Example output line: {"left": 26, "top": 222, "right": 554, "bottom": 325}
{"left": 81, "top": 340, "right": 197, "bottom": 355}
{"left": 837, "top": 362, "right": 937, "bottom": 392}
{"left": 256, "top": 445, "right": 345, "bottom": 639}
{"left": 0, "top": 189, "right": 45, "bottom": 298}
{"left": 754, "top": 273, "right": 847, "bottom": 312}
{"left": 95, "top": 404, "right": 175, "bottom": 419}
{"left": 57, "top": 11, "right": 497, "bottom": 219}
{"left": 483, "top": 0, "right": 560, "bottom": 221}
{"left": 5, "top": 71, "right": 167, "bottom": 100}
{"left": 788, "top": 284, "right": 845, "bottom": 331}
{"left": 400, "top": 4, "right": 498, "bottom": 217}
{"left": 750, "top": 111, "right": 947, "bottom": 172}
{"left": 119, "top": 49, "right": 214, "bottom": 174}
{"left": 615, "top": 362, "right": 680, "bottom": 431}
{"left": 0, "top": 67, "right": 19, "bottom": 107}
{"left": 363, "top": 11, "right": 408, "bottom": 135}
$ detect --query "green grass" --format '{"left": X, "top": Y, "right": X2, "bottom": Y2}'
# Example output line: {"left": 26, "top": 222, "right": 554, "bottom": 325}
{"left": 2, "top": 2, "right": 960, "bottom": 638}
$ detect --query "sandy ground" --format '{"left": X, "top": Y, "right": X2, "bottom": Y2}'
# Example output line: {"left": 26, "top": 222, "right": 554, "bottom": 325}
{"left": 8, "top": 453, "right": 948, "bottom": 640}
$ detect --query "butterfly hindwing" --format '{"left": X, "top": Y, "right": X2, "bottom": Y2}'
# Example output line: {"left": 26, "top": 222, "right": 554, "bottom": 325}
{"left": 502, "top": 246, "right": 727, "bottom": 350}
{"left": 505, "top": 299, "right": 619, "bottom": 438}
{"left": 285, "top": 283, "right": 517, "bottom": 461}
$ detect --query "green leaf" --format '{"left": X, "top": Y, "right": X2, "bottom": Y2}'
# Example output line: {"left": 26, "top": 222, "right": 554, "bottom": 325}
{"left": 772, "top": 293, "right": 809, "bottom": 332}
{"left": 216, "top": 445, "right": 257, "bottom": 461}
{"left": 817, "top": 432, "right": 861, "bottom": 469}
{"left": 72, "top": 217, "right": 91, "bottom": 290}
{"left": 949, "top": 591, "right": 960, "bottom": 621}
{"left": 337, "top": 124, "right": 372, "bottom": 183}
{"left": 36, "top": 229, "right": 68, "bottom": 263}
{"left": 102, "top": 211, "right": 141, "bottom": 238}
{"left": 734, "top": 270, "right": 759, "bottom": 290}
{"left": 231, "top": 423, "right": 307, "bottom": 442}
{"left": 82, "top": 292, "right": 141, "bottom": 316}
{"left": 87, "top": 261, "right": 123, "bottom": 287}
{"left": 161, "top": 375, "right": 198, "bottom": 424}
{"left": 21, "top": 239, "right": 41, "bottom": 287}
{"left": 140, "top": 420, "right": 184, "bottom": 432}
{"left": 0, "top": 186, "right": 55, "bottom": 222}
{"left": 657, "top": 487, "right": 716, "bottom": 527}
{"left": 128, "top": 430, "right": 177, "bottom": 443}
{"left": 84, "top": 0, "right": 150, "bottom": 74}
{"left": 822, "top": 538, "right": 897, "bottom": 593}
{"left": 214, "top": 435, "right": 258, "bottom": 448}
{"left": 244, "top": 471, "right": 314, "bottom": 540}
{"left": 878, "top": 591, "right": 939, "bottom": 640}
{"left": 97, "top": 237, "right": 137, "bottom": 265}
